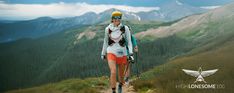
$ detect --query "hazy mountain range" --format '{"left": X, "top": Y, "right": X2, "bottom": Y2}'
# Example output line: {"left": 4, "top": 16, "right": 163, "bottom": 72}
{"left": 1, "top": 0, "right": 232, "bottom": 43}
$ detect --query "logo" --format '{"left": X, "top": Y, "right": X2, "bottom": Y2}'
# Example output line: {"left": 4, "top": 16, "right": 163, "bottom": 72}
{"left": 182, "top": 67, "right": 218, "bottom": 83}
{"left": 175, "top": 67, "right": 225, "bottom": 89}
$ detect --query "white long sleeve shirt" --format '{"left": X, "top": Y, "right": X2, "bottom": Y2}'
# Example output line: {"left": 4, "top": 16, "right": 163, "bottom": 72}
{"left": 101, "top": 23, "right": 133, "bottom": 57}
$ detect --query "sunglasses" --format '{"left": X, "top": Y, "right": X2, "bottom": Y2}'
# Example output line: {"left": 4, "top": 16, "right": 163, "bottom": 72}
{"left": 112, "top": 16, "right": 122, "bottom": 20}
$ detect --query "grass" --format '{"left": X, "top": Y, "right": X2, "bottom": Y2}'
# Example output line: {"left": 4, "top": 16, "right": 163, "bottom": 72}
{"left": 6, "top": 76, "right": 109, "bottom": 93}
{"left": 132, "top": 37, "right": 234, "bottom": 93}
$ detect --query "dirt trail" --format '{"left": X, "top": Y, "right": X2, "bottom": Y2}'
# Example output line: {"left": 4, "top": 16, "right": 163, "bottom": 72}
{"left": 101, "top": 82, "right": 136, "bottom": 93}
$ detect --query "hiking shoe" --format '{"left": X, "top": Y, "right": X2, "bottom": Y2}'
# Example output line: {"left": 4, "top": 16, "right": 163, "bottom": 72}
{"left": 125, "top": 77, "right": 129, "bottom": 85}
{"left": 118, "top": 83, "right": 122, "bottom": 93}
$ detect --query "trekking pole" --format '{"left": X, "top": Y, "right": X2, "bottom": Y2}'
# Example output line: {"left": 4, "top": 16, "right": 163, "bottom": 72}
{"left": 124, "top": 58, "right": 130, "bottom": 77}
{"left": 135, "top": 52, "right": 140, "bottom": 78}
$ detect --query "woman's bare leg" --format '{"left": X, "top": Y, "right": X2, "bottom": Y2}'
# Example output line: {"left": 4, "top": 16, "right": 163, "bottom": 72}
{"left": 118, "top": 63, "right": 125, "bottom": 84}
{"left": 125, "top": 62, "right": 130, "bottom": 78}
{"left": 108, "top": 60, "right": 117, "bottom": 88}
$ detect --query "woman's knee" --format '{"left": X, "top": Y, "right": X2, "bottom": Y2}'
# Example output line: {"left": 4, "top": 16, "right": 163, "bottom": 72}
{"left": 108, "top": 60, "right": 117, "bottom": 75}
{"left": 109, "top": 65, "right": 116, "bottom": 75}
{"left": 110, "top": 68, "right": 116, "bottom": 75}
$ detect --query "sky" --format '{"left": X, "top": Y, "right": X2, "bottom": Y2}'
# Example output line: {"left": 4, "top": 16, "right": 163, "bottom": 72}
{"left": 3, "top": 0, "right": 234, "bottom": 6}
{"left": 1, "top": 0, "right": 164, "bottom": 7}
{"left": 0, "top": 0, "right": 234, "bottom": 20}
{"left": 0, "top": 0, "right": 161, "bottom": 20}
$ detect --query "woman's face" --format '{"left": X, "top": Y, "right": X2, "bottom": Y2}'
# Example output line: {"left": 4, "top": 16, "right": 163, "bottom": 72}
{"left": 112, "top": 19, "right": 121, "bottom": 26}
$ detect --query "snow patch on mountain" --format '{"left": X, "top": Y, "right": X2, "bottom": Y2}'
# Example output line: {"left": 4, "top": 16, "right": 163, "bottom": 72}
{"left": 131, "top": 13, "right": 141, "bottom": 21}
{"left": 200, "top": 6, "right": 221, "bottom": 9}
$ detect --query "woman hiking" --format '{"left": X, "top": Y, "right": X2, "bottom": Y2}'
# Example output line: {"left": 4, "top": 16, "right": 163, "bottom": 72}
{"left": 101, "top": 11, "right": 133, "bottom": 93}
{"left": 124, "top": 29, "right": 138, "bottom": 85}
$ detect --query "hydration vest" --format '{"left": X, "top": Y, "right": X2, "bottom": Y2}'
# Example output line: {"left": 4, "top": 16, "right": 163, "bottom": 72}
{"left": 108, "top": 25, "right": 126, "bottom": 47}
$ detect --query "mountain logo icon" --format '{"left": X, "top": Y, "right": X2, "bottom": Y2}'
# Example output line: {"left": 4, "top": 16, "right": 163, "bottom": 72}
{"left": 182, "top": 67, "right": 218, "bottom": 83}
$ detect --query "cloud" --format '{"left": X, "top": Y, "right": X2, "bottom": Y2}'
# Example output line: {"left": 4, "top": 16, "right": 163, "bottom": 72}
{"left": 200, "top": 6, "right": 220, "bottom": 10}
{"left": 0, "top": 2, "right": 160, "bottom": 20}
{"left": 176, "top": 0, "right": 183, "bottom": 6}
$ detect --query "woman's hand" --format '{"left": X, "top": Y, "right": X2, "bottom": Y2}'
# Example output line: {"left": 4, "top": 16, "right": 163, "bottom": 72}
{"left": 101, "top": 55, "right": 106, "bottom": 60}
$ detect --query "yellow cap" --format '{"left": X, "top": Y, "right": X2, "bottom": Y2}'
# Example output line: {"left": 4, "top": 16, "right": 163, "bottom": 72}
{"left": 111, "top": 11, "right": 122, "bottom": 19}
